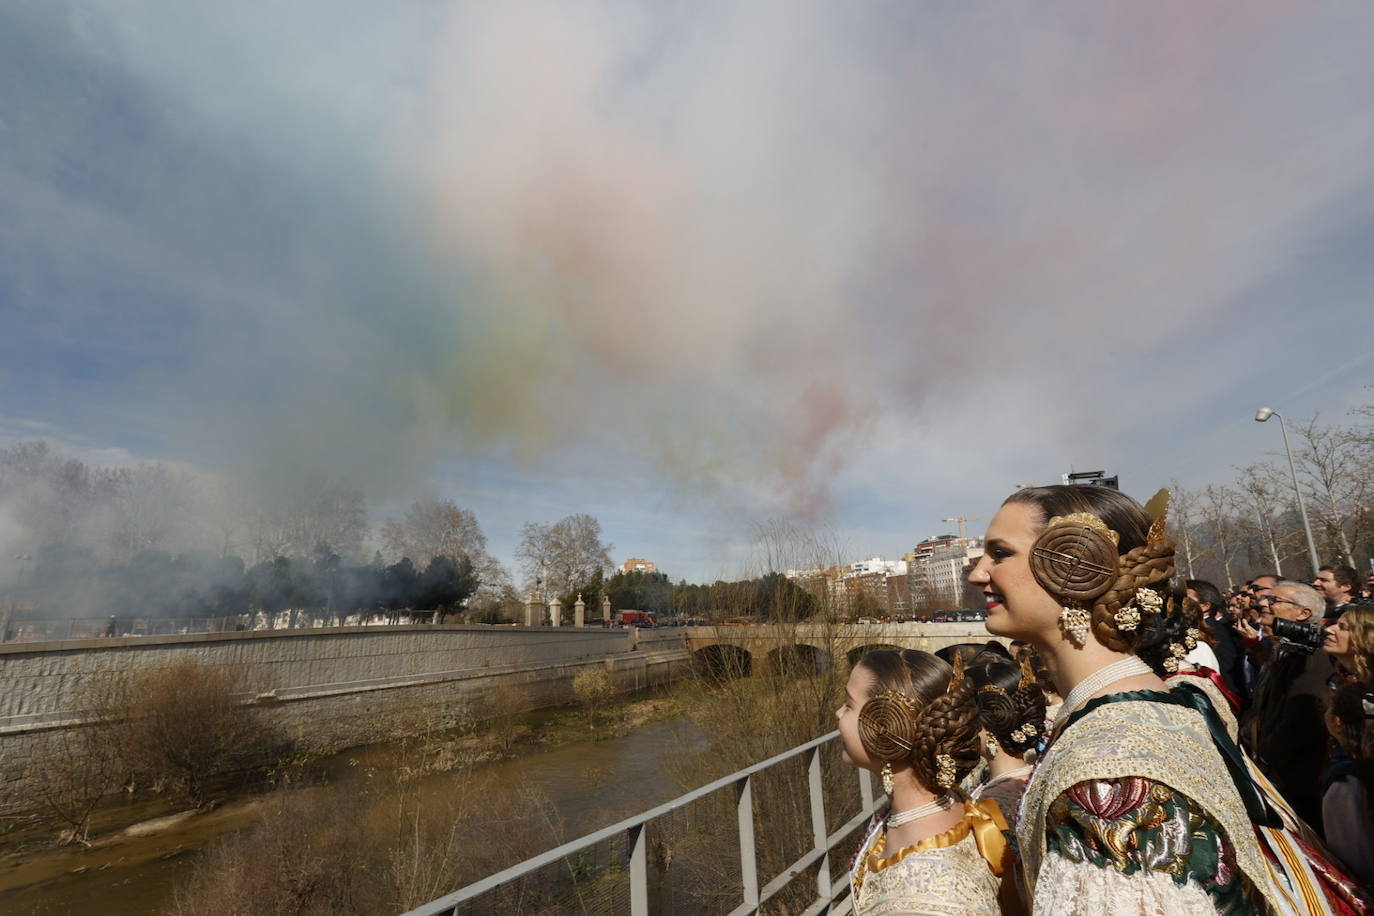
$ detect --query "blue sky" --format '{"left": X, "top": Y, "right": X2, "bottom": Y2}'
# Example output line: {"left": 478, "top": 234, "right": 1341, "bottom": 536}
{"left": 3, "top": 1, "right": 1373, "bottom": 584}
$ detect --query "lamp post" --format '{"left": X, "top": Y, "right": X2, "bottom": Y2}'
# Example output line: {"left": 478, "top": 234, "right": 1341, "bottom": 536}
{"left": 1254, "top": 408, "right": 1321, "bottom": 576}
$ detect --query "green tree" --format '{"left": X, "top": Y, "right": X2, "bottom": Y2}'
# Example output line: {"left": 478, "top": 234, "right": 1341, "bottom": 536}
{"left": 416, "top": 555, "right": 478, "bottom": 623}
{"left": 605, "top": 570, "right": 673, "bottom": 615}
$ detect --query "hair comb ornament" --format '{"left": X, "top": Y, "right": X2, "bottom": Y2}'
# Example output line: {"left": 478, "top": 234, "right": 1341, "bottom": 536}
{"left": 1030, "top": 514, "right": 1120, "bottom": 602}
{"left": 1143, "top": 488, "right": 1171, "bottom": 545}
{"left": 948, "top": 654, "right": 965, "bottom": 692}
{"left": 857, "top": 689, "right": 919, "bottom": 763}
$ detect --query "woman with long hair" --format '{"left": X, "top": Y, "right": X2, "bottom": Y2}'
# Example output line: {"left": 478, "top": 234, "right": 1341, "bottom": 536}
{"left": 837, "top": 648, "right": 1007, "bottom": 915}
{"left": 1325, "top": 605, "right": 1374, "bottom": 687}
{"left": 967, "top": 484, "right": 1368, "bottom": 915}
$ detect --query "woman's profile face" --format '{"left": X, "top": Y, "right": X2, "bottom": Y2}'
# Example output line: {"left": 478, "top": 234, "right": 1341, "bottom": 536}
{"left": 835, "top": 664, "right": 878, "bottom": 770}
{"left": 1324, "top": 611, "right": 1353, "bottom": 658}
{"left": 967, "top": 501, "right": 1064, "bottom": 644}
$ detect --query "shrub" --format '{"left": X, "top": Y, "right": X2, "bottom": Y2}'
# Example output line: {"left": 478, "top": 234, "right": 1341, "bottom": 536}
{"left": 31, "top": 719, "right": 122, "bottom": 845}
{"left": 99, "top": 659, "right": 278, "bottom": 806}
{"left": 572, "top": 667, "right": 614, "bottom": 728}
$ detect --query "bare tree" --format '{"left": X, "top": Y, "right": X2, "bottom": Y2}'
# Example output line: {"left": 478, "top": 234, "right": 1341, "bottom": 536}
{"left": 1233, "top": 464, "right": 1293, "bottom": 576}
{"left": 246, "top": 472, "right": 367, "bottom": 562}
{"left": 1169, "top": 481, "right": 1200, "bottom": 580}
{"left": 516, "top": 514, "right": 613, "bottom": 599}
{"left": 1199, "top": 485, "right": 1239, "bottom": 589}
{"left": 1291, "top": 416, "right": 1359, "bottom": 566}
{"left": 100, "top": 463, "right": 197, "bottom": 565}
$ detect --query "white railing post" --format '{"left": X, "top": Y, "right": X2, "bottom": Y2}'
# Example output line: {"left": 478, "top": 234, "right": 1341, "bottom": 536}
{"left": 806, "top": 746, "right": 831, "bottom": 902}
{"left": 737, "top": 774, "right": 759, "bottom": 910}
{"left": 627, "top": 822, "right": 649, "bottom": 916}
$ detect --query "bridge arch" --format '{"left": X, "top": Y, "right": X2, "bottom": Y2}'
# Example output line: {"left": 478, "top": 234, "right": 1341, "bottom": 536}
{"left": 846, "top": 643, "right": 903, "bottom": 667}
{"left": 692, "top": 644, "right": 753, "bottom": 679}
{"left": 766, "top": 643, "right": 831, "bottom": 676}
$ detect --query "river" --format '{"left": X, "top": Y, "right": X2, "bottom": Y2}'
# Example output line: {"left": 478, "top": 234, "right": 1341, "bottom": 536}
{"left": 0, "top": 709, "right": 711, "bottom": 915}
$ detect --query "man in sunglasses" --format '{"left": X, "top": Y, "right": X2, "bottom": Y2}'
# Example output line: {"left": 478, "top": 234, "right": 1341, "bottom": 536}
{"left": 1241, "top": 581, "right": 1334, "bottom": 832}
{"left": 1233, "top": 574, "right": 1280, "bottom": 693}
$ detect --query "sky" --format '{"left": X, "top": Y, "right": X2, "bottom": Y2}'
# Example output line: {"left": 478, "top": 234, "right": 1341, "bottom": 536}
{"left": 2, "top": 1, "right": 1373, "bottom": 585}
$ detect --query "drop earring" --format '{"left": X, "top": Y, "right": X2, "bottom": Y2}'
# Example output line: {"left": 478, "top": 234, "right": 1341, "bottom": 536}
{"left": 881, "top": 762, "right": 894, "bottom": 795}
{"left": 1059, "top": 604, "right": 1091, "bottom": 646}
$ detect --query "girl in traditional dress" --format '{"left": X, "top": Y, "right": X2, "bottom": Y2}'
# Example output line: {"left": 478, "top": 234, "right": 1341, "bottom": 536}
{"left": 968, "top": 484, "right": 1370, "bottom": 915}
{"left": 837, "top": 648, "right": 1008, "bottom": 916}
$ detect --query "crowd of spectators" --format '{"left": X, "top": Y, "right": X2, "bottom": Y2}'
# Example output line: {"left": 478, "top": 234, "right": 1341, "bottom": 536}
{"left": 1201, "top": 563, "right": 1374, "bottom": 890}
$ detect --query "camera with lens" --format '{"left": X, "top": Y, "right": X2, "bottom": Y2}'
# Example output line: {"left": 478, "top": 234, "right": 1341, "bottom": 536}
{"left": 1272, "top": 617, "right": 1327, "bottom": 655}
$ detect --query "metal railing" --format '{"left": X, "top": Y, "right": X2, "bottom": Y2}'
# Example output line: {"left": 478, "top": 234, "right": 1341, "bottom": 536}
{"left": 403, "top": 730, "right": 882, "bottom": 916}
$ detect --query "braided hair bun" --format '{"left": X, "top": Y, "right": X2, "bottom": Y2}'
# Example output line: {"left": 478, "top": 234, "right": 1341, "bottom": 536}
{"left": 968, "top": 659, "right": 1048, "bottom": 756}
{"left": 854, "top": 649, "right": 982, "bottom": 791}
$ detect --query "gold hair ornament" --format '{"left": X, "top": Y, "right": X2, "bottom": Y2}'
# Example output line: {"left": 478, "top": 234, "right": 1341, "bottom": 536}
{"left": 948, "top": 654, "right": 965, "bottom": 692}
{"left": 935, "top": 754, "right": 957, "bottom": 789}
{"left": 1114, "top": 586, "right": 1163, "bottom": 632}
{"left": 1143, "top": 488, "right": 1171, "bottom": 545}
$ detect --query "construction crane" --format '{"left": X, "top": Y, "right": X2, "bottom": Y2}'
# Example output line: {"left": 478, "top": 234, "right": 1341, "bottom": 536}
{"left": 941, "top": 516, "right": 991, "bottom": 541}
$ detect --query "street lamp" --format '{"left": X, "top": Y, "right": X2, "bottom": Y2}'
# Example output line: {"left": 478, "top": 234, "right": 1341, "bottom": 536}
{"left": 1254, "top": 407, "right": 1321, "bottom": 575}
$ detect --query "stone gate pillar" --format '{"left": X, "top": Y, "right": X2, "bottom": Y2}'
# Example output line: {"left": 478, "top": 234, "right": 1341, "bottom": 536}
{"left": 573, "top": 594, "right": 586, "bottom": 628}
{"left": 602, "top": 595, "right": 612, "bottom": 627}
{"left": 548, "top": 597, "right": 562, "bottom": 627}
{"left": 525, "top": 594, "right": 541, "bottom": 627}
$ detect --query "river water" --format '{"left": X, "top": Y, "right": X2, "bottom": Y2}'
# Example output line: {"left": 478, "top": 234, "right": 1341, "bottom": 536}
{"left": 0, "top": 710, "right": 710, "bottom": 915}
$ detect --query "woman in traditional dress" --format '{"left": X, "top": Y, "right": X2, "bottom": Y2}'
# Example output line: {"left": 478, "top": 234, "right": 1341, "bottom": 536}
{"left": 968, "top": 484, "right": 1370, "bottom": 915}
{"left": 967, "top": 657, "right": 1046, "bottom": 830}
{"left": 837, "top": 648, "right": 1008, "bottom": 915}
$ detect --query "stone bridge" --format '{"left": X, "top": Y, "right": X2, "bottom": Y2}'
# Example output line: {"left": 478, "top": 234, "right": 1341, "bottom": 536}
{"left": 681, "top": 622, "right": 1004, "bottom": 677}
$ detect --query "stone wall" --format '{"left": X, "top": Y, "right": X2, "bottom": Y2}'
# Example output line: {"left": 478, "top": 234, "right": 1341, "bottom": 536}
{"left": 0, "top": 625, "right": 692, "bottom": 814}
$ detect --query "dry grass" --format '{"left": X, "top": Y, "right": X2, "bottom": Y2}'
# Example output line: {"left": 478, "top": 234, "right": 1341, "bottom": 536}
{"left": 167, "top": 769, "right": 562, "bottom": 915}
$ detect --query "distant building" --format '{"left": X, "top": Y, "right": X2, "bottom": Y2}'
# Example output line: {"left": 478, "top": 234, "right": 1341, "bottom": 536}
{"left": 907, "top": 535, "right": 984, "bottom": 613}
{"left": 845, "top": 556, "right": 908, "bottom": 578}
{"left": 844, "top": 572, "right": 890, "bottom": 616}
{"left": 618, "top": 558, "right": 657, "bottom": 575}
{"left": 886, "top": 574, "right": 910, "bottom": 615}
{"left": 786, "top": 557, "right": 908, "bottom": 618}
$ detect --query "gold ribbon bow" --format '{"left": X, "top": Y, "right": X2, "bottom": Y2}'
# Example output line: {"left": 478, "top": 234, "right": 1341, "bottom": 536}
{"left": 968, "top": 797, "right": 1011, "bottom": 877}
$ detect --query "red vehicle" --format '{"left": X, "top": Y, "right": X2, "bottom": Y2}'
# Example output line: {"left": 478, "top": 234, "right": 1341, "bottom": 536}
{"left": 615, "top": 610, "right": 657, "bottom": 627}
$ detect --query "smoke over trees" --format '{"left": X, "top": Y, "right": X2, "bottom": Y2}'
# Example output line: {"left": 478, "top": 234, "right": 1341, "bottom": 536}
{"left": 0, "top": 441, "right": 505, "bottom": 625}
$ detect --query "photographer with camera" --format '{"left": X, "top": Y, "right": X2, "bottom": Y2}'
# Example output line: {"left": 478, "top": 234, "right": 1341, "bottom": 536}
{"left": 1241, "top": 580, "right": 1335, "bottom": 833}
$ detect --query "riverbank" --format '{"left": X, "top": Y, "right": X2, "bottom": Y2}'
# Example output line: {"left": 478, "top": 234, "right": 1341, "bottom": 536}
{"left": 0, "top": 691, "right": 687, "bottom": 914}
